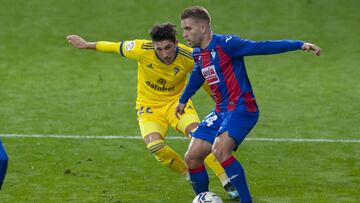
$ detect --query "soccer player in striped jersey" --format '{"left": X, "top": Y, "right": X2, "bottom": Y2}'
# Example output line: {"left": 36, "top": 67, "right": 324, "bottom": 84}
{"left": 67, "top": 23, "right": 239, "bottom": 199}
{"left": 0, "top": 140, "right": 8, "bottom": 190}
{"left": 175, "top": 6, "right": 321, "bottom": 203}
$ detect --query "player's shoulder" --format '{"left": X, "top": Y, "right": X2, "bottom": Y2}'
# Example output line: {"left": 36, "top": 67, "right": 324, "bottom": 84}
{"left": 214, "top": 33, "right": 242, "bottom": 45}
{"left": 122, "top": 39, "right": 152, "bottom": 52}
{"left": 137, "top": 39, "right": 154, "bottom": 50}
{"left": 178, "top": 42, "right": 193, "bottom": 60}
{"left": 121, "top": 39, "right": 155, "bottom": 60}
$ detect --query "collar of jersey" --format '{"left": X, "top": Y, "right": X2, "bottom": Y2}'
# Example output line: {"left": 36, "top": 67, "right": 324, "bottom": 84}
{"left": 200, "top": 33, "right": 217, "bottom": 51}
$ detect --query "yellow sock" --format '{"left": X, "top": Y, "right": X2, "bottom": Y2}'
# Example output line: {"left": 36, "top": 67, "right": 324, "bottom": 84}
{"left": 204, "top": 152, "right": 228, "bottom": 186}
{"left": 147, "top": 140, "right": 187, "bottom": 175}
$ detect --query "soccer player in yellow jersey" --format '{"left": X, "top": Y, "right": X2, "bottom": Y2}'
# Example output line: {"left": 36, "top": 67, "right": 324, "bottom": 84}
{"left": 67, "top": 22, "right": 239, "bottom": 199}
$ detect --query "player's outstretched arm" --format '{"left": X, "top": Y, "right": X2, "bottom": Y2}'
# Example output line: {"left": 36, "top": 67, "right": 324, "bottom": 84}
{"left": 301, "top": 42, "right": 321, "bottom": 56}
{"left": 67, "top": 35, "right": 96, "bottom": 49}
{"left": 67, "top": 35, "right": 120, "bottom": 54}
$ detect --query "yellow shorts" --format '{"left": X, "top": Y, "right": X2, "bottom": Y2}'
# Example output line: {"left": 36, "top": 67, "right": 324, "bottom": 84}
{"left": 136, "top": 99, "right": 200, "bottom": 138}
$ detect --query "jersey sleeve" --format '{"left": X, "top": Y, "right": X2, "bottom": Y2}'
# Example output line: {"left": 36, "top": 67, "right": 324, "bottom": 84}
{"left": 223, "top": 35, "right": 304, "bottom": 57}
{"left": 96, "top": 41, "right": 121, "bottom": 54}
{"left": 119, "top": 39, "right": 145, "bottom": 60}
{"left": 179, "top": 63, "right": 205, "bottom": 104}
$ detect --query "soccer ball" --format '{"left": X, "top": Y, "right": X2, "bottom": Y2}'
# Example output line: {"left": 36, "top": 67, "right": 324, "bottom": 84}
{"left": 192, "top": 192, "right": 224, "bottom": 203}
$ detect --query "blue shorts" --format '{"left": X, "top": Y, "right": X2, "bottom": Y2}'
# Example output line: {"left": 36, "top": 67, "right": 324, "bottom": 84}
{"left": 192, "top": 106, "right": 259, "bottom": 150}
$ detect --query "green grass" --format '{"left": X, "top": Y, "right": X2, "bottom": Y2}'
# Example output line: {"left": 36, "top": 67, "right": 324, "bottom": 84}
{"left": 1, "top": 0, "right": 359, "bottom": 202}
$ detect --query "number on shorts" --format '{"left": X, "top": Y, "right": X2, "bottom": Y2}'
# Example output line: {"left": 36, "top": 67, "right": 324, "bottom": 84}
{"left": 204, "top": 113, "right": 217, "bottom": 127}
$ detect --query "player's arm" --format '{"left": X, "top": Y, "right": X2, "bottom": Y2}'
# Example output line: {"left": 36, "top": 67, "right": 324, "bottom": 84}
{"left": 225, "top": 36, "right": 321, "bottom": 57}
{"left": 183, "top": 48, "right": 214, "bottom": 101}
{"left": 67, "top": 35, "right": 120, "bottom": 53}
{"left": 176, "top": 65, "right": 205, "bottom": 118}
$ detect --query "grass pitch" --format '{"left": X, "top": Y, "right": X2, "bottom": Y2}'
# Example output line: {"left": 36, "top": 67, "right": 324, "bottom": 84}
{"left": 1, "top": 0, "right": 359, "bottom": 202}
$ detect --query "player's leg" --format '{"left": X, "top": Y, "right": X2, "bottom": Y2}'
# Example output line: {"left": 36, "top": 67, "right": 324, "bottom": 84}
{"left": 184, "top": 137, "right": 212, "bottom": 194}
{"left": 138, "top": 106, "right": 187, "bottom": 175}
{"left": 183, "top": 123, "right": 239, "bottom": 199}
{"left": 176, "top": 108, "right": 229, "bottom": 182}
{"left": 144, "top": 132, "right": 187, "bottom": 175}
{"left": 212, "top": 109, "right": 259, "bottom": 203}
{"left": 0, "top": 140, "right": 8, "bottom": 190}
{"left": 183, "top": 110, "right": 222, "bottom": 195}
{"left": 171, "top": 100, "right": 236, "bottom": 193}
{"left": 172, "top": 99, "right": 228, "bottom": 181}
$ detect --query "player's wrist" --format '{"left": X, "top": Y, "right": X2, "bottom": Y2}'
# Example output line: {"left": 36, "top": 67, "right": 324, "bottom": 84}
{"left": 86, "top": 42, "right": 96, "bottom": 49}
{"left": 179, "top": 98, "right": 188, "bottom": 105}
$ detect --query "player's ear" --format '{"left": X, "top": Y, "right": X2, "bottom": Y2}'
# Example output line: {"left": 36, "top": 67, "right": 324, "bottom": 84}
{"left": 200, "top": 23, "right": 207, "bottom": 33}
{"left": 175, "top": 39, "right": 179, "bottom": 46}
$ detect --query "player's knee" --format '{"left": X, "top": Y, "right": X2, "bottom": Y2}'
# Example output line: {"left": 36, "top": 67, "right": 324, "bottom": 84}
{"left": 184, "top": 151, "right": 192, "bottom": 166}
{"left": 184, "top": 151, "right": 200, "bottom": 168}
{"left": 211, "top": 145, "right": 229, "bottom": 163}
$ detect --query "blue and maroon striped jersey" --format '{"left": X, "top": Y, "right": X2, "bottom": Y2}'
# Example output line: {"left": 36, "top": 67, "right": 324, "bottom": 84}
{"left": 179, "top": 34, "right": 304, "bottom": 112}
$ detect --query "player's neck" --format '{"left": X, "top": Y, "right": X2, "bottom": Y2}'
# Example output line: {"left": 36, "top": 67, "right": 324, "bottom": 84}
{"left": 200, "top": 32, "right": 212, "bottom": 49}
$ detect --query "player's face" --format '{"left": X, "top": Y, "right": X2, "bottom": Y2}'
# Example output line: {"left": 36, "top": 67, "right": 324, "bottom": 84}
{"left": 153, "top": 40, "right": 178, "bottom": 65}
{"left": 181, "top": 18, "right": 204, "bottom": 48}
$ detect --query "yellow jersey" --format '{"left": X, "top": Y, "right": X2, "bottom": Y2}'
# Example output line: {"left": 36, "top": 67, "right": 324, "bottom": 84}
{"left": 119, "top": 39, "right": 195, "bottom": 108}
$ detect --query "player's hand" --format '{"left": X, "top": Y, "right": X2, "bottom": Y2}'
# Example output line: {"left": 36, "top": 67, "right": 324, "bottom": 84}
{"left": 67, "top": 35, "right": 91, "bottom": 49}
{"left": 302, "top": 42, "right": 321, "bottom": 56}
{"left": 175, "top": 103, "right": 186, "bottom": 119}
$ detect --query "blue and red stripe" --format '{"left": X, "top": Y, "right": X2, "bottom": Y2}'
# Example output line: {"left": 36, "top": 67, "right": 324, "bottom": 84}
{"left": 200, "top": 50, "right": 222, "bottom": 112}
{"left": 217, "top": 46, "right": 242, "bottom": 112}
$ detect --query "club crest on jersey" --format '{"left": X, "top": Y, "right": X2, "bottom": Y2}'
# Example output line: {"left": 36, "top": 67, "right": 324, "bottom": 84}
{"left": 211, "top": 50, "right": 216, "bottom": 59}
{"left": 174, "top": 67, "right": 179, "bottom": 76}
{"left": 201, "top": 65, "right": 220, "bottom": 85}
{"left": 125, "top": 41, "right": 135, "bottom": 51}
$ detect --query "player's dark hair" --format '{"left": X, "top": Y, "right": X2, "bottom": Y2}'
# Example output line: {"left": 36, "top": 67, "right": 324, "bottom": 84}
{"left": 149, "top": 22, "right": 177, "bottom": 43}
{"left": 181, "top": 6, "right": 211, "bottom": 24}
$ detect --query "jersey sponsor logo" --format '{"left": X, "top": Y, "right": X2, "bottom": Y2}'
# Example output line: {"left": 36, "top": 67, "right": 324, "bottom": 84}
{"left": 124, "top": 41, "right": 135, "bottom": 51}
{"left": 157, "top": 78, "right": 166, "bottom": 85}
{"left": 145, "top": 79, "right": 175, "bottom": 92}
{"left": 201, "top": 65, "right": 220, "bottom": 85}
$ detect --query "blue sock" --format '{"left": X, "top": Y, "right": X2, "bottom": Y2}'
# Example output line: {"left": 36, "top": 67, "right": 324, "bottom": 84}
{"left": 189, "top": 164, "right": 209, "bottom": 194}
{"left": 0, "top": 142, "right": 8, "bottom": 190}
{"left": 222, "top": 156, "right": 252, "bottom": 203}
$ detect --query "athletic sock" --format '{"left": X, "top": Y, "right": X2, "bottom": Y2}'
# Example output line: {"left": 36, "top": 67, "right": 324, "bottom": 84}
{"left": 221, "top": 156, "right": 252, "bottom": 203}
{"left": 147, "top": 140, "right": 187, "bottom": 174}
{"left": 189, "top": 164, "right": 209, "bottom": 194}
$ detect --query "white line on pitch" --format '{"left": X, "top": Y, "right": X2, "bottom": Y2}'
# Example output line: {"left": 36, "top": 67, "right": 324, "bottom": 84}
{"left": 1, "top": 133, "right": 360, "bottom": 143}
